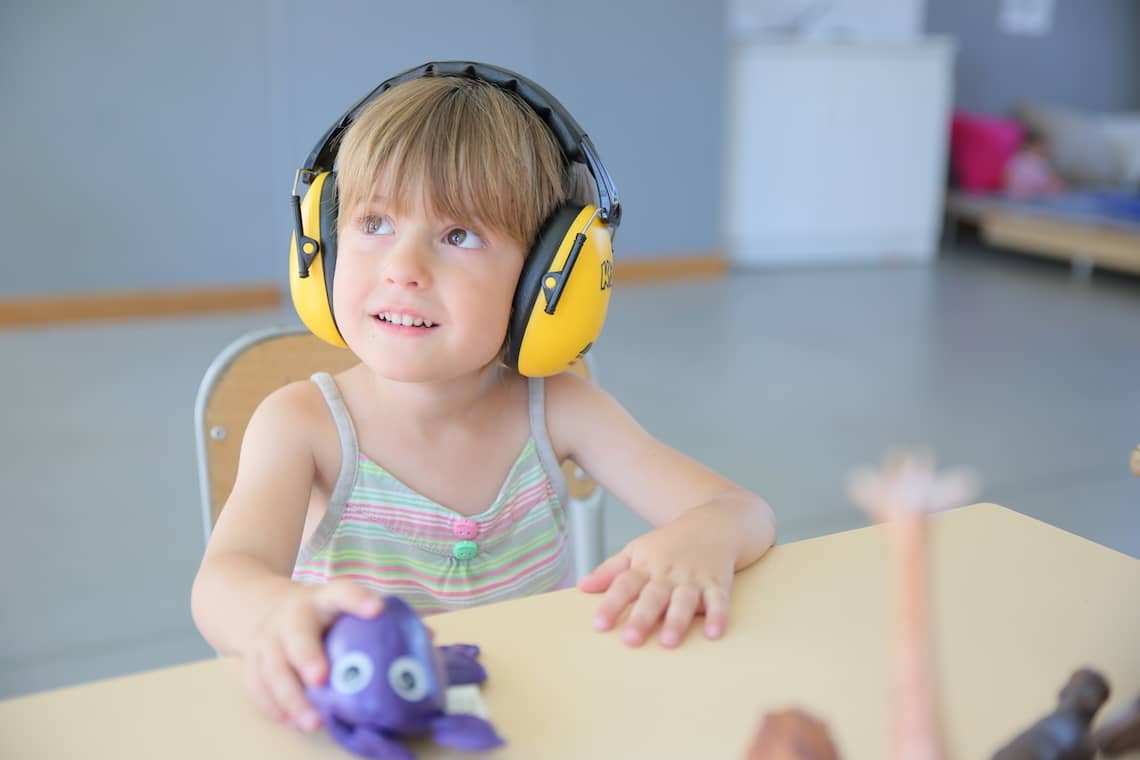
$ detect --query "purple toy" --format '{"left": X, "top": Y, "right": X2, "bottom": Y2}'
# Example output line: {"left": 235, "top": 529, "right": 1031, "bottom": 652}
{"left": 306, "top": 595, "right": 504, "bottom": 760}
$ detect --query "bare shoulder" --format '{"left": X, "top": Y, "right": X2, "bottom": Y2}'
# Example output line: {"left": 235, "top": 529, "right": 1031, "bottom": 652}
{"left": 543, "top": 370, "right": 640, "bottom": 462}
{"left": 239, "top": 378, "right": 339, "bottom": 474}
{"left": 544, "top": 369, "right": 607, "bottom": 411}
{"left": 207, "top": 377, "right": 335, "bottom": 569}
{"left": 227, "top": 377, "right": 343, "bottom": 510}
{"left": 249, "top": 378, "right": 329, "bottom": 438}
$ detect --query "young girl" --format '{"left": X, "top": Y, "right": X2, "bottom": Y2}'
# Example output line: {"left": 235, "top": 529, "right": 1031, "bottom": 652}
{"left": 191, "top": 63, "right": 776, "bottom": 733}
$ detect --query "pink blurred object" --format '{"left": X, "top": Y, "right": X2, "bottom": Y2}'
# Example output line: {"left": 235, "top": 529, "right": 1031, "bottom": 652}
{"left": 949, "top": 112, "right": 1025, "bottom": 193}
{"left": 1004, "top": 150, "right": 1066, "bottom": 198}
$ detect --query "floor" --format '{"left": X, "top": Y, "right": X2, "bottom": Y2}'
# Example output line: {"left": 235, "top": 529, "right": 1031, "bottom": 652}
{"left": 2, "top": 242, "right": 1138, "bottom": 700}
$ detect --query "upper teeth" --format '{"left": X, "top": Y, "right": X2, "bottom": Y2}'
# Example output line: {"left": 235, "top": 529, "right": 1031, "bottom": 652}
{"left": 380, "top": 312, "right": 433, "bottom": 327}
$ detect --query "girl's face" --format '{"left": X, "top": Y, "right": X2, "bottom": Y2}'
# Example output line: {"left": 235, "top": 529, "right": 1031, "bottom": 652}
{"left": 332, "top": 181, "right": 526, "bottom": 383}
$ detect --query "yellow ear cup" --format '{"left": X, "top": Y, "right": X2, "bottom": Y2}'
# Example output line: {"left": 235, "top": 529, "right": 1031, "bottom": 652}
{"left": 289, "top": 172, "right": 347, "bottom": 349}
{"left": 514, "top": 205, "right": 613, "bottom": 377}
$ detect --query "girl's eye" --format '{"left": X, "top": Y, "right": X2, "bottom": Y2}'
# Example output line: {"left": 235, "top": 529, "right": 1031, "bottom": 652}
{"left": 360, "top": 215, "right": 393, "bottom": 235}
{"left": 445, "top": 227, "right": 484, "bottom": 249}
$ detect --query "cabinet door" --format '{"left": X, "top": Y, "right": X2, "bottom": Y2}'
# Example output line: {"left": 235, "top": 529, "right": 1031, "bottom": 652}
{"left": 727, "top": 41, "right": 955, "bottom": 265}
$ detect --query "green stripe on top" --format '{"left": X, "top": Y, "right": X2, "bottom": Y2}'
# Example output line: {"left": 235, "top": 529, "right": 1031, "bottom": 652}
{"left": 296, "top": 521, "right": 564, "bottom": 576}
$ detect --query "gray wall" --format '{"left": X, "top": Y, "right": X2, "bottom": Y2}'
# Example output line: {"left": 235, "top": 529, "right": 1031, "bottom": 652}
{"left": 926, "top": 0, "right": 1140, "bottom": 115}
{"left": 0, "top": 0, "right": 725, "bottom": 297}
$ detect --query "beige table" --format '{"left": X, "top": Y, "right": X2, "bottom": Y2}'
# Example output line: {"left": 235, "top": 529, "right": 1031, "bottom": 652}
{"left": 3, "top": 504, "right": 1138, "bottom": 759}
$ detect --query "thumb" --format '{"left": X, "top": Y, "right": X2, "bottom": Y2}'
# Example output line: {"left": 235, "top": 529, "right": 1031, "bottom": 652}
{"left": 577, "top": 551, "right": 630, "bottom": 594}
{"left": 312, "top": 580, "right": 383, "bottom": 624}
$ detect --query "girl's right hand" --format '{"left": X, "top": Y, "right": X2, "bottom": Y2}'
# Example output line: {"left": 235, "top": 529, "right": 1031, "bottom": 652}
{"left": 243, "top": 579, "right": 382, "bottom": 732}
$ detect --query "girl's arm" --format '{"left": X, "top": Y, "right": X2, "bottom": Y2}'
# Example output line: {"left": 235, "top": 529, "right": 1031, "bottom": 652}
{"left": 191, "top": 381, "right": 321, "bottom": 653}
{"left": 190, "top": 382, "right": 381, "bottom": 731}
{"left": 545, "top": 372, "right": 776, "bottom": 647}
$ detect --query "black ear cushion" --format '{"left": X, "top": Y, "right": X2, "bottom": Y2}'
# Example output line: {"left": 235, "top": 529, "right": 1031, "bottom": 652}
{"left": 506, "top": 204, "right": 584, "bottom": 368}
{"left": 319, "top": 172, "right": 340, "bottom": 325}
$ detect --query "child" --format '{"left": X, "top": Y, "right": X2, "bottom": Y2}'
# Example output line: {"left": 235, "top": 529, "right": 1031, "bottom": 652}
{"left": 191, "top": 62, "right": 776, "bottom": 733}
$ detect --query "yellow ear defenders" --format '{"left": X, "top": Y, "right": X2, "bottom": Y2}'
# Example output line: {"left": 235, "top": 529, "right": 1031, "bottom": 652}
{"left": 289, "top": 61, "right": 622, "bottom": 377}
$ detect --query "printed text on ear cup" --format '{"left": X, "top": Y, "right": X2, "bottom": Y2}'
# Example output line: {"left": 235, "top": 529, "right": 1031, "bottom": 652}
{"left": 600, "top": 260, "right": 613, "bottom": 291}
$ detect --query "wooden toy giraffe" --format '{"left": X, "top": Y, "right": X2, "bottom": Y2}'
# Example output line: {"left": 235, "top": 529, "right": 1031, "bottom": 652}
{"left": 847, "top": 452, "right": 978, "bottom": 760}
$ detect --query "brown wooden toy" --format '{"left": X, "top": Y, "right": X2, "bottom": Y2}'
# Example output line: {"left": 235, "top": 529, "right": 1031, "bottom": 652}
{"left": 991, "top": 668, "right": 1110, "bottom": 760}
{"left": 746, "top": 708, "right": 841, "bottom": 760}
{"left": 1094, "top": 694, "right": 1140, "bottom": 756}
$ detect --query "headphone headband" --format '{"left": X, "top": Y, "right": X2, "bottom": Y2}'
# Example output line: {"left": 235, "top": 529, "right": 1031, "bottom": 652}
{"left": 300, "top": 61, "right": 621, "bottom": 229}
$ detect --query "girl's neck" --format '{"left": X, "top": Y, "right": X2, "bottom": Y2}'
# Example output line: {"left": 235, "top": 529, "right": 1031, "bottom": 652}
{"left": 360, "top": 364, "right": 515, "bottom": 430}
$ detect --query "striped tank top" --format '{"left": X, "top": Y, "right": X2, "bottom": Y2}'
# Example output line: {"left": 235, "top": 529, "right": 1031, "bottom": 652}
{"left": 292, "top": 372, "right": 573, "bottom": 615}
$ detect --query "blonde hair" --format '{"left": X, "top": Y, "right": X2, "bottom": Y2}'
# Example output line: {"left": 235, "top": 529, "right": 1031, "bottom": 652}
{"left": 335, "top": 76, "right": 596, "bottom": 250}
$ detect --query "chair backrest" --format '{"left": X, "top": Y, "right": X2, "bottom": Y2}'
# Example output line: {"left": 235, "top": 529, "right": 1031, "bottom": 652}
{"left": 195, "top": 326, "right": 598, "bottom": 541}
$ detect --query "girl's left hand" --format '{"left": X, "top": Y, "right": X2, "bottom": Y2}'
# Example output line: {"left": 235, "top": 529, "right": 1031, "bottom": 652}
{"left": 577, "top": 510, "right": 736, "bottom": 648}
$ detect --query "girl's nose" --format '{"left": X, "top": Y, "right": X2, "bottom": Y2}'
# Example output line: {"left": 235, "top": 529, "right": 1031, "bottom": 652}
{"left": 383, "top": 239, "right": 432, "bottom": 288}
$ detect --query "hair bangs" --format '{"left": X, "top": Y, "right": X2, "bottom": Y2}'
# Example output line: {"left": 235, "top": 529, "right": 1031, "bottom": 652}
{"left": 335, "top": 76, "right": 569, "bottom": 248}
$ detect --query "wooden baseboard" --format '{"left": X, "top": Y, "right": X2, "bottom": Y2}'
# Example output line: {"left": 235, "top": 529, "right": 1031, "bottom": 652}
{"left": 0, "top": 286, "right": 283, "bottom": 328}
{"left": 616, "top": 251, "right": 728, "bottom": 283}
{"left": 0, "top": 253, "right": 727, "bottom": 328}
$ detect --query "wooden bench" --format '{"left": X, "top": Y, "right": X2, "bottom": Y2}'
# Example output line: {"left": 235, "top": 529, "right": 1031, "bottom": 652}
{"left": 945, "top": 191, "right": 1140, "bottom": 278}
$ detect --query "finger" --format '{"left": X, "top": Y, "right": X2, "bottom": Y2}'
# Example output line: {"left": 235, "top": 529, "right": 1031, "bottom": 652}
{"left": 281, "top": 620, "right": 331, "bottom": 688}
{"left": 577, "top": 551, "right": 631, "bottom": 594}
{"left": 246, "top": 654, "right": 286, "bottom": 724}
{"left": 702, "top": 584, "right": 731, "bottom": 639}
{"left": 312, "top": 580, "right": 383, "bottom": 623}
{"left": 658, "top": 585, "right": 702, "bottom": 648}
{"left": 261, "top": 642, "right": 320, "bottom": 732}
{"left": 592, "top": 568, "right": 648, "bottom": 631}
{"left": 622, "top": 579, "right": 672, "bottom": 647}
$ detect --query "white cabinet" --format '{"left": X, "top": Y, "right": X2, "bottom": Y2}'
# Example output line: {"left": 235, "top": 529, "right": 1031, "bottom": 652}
{"left": 726, "top": 38, "right": 956, "bottom": 266}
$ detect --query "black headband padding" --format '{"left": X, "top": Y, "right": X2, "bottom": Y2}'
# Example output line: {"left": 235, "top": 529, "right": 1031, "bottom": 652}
{"left": 306, "top": 61, "right": 587, "bottom": 173}
{"left": 319, "top": 173, "right": 340, "bottom": 332}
